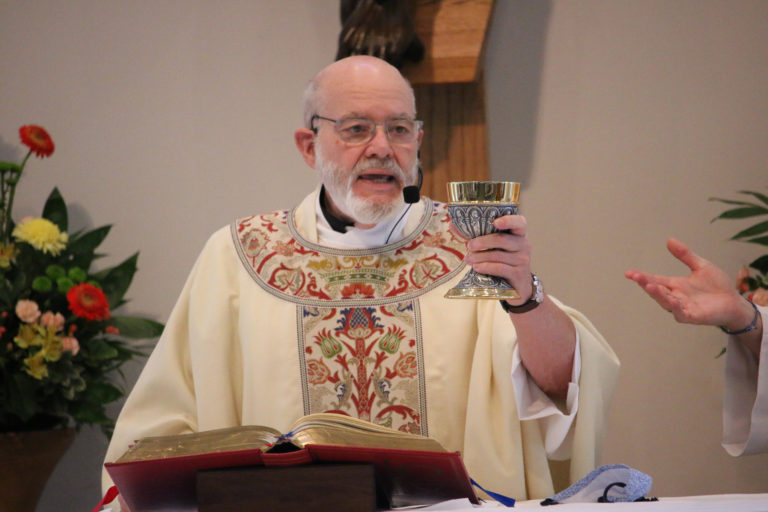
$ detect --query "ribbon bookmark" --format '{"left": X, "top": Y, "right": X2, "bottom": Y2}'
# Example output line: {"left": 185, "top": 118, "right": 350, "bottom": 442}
{"left": 471, "top": 478, "right": 516, "bottom": 507}
{"left": 90, "top": 485, "right": 120, "bottom": 512}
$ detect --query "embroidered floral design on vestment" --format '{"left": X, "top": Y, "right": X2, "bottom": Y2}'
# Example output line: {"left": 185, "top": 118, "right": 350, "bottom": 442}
{"left": 300, "top": 302, "right": 425, "bottom": 432}
{"left": 232, "top": 201, "right": 467, "bottom": 434}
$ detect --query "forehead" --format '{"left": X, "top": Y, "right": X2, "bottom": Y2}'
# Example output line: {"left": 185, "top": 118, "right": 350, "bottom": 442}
{"left": 319, "top": 68, "right": 416, "bottom": 120}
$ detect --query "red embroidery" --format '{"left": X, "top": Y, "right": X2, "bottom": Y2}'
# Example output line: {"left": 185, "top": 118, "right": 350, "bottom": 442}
{"left": 232, "top": 202, "right": 467, "bottom": 434}
{"left": 234, "top": 202, "right": 467, "bottom": 301}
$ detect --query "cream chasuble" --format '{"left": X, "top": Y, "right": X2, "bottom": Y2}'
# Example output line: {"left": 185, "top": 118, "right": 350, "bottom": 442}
{"left": 103, "top": 190, "right": 620, "bottom": 502}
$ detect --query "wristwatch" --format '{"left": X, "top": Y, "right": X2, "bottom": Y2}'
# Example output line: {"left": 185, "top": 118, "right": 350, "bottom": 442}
{"left": 500, "top": 273, "right": 543, "bottom": 314}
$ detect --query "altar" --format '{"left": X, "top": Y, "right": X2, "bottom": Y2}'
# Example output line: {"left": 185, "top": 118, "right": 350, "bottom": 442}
{"left": 400, "top": 494, "right": 768, "bottom": 511}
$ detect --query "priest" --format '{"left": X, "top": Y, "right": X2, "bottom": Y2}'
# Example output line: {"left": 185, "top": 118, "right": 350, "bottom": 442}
{"left": 103, "top": 56, "right": 620, "bottom": 508}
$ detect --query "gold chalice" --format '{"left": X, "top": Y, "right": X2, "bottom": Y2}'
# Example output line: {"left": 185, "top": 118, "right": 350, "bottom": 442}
{"left": 445, "top": 181, "right": 521, "bottom": 299}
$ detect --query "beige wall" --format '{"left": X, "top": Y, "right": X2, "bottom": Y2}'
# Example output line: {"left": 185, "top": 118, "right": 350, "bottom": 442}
{"left": 486, "top": 0, "right": 768, "bottom": 496}
{"left": 0, "top": 1, "right": 765, "bottom": 509}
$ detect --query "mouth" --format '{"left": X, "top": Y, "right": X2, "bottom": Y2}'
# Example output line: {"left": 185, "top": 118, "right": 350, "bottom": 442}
{"left": 357, "top": 172, "right": 400, "bottom": 185}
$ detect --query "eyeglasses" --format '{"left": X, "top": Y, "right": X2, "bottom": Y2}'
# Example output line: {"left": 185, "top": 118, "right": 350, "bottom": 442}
{"left": 311, "top": 115, "right": 423, "bottom": 145}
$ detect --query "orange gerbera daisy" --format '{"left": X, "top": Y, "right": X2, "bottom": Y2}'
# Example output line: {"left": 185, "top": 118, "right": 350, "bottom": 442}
{"left": 67, "top": 283, "right": 110, "bottom": 321}
{"left": 19, "top": 125, "right": 55, "bottom": 158}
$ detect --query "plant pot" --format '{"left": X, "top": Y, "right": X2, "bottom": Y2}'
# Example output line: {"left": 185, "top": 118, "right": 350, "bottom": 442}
{"left": 0, "top": 428, "right": 76, "bottom": 512}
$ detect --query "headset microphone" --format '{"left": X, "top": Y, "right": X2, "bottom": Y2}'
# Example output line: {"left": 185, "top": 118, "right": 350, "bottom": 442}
{"left": 402, "top": 164, "right": 423, "bottom": 204}
{"left": 386, "top": 164, "right": 423, "bottom": 244}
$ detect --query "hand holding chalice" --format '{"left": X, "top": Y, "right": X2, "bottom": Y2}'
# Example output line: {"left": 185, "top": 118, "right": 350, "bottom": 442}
{"left": 445, "top": 181, "right": 521, "bottom": 299}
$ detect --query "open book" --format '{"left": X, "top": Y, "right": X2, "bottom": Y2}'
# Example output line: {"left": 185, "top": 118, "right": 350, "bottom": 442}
{"left": 105, "top": 413, "right": 477, "bottom": 511}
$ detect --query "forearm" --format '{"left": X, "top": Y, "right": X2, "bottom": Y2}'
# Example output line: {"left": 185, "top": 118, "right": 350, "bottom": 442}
{"left": 511, "top": 296, "right": 577, "bottom": 399}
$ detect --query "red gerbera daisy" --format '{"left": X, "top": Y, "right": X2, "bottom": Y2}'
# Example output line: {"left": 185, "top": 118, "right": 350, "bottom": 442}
{"left": 67, "top": 283, "right": 111, "bottom": 321}
{"left": 19, "top": 125, "right": 55, "bottom": 158}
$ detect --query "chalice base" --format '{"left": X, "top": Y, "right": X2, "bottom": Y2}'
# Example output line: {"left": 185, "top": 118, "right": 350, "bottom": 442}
{"left": 445, "top": 269, "right": 521, "bottom": 299}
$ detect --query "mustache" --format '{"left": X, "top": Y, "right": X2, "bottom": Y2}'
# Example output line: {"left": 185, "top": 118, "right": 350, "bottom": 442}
{"left": 351, "top": 158, "right": 407, "bottom": 183}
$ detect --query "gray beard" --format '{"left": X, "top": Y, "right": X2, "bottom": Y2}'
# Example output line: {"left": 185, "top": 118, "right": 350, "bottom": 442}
{"left": 315, "top": 146, "right": 417, "bottom": 226}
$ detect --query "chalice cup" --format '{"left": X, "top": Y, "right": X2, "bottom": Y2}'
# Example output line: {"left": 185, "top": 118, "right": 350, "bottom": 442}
{"left": 445, "top": 181, "right": 521, "bottom": 299}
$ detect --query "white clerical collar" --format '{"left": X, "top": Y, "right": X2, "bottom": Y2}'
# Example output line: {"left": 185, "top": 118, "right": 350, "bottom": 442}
{"left": 314, "top": 194, "right": 411, "bottom": 250}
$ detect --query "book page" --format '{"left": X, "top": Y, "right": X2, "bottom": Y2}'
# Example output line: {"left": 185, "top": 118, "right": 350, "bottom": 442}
{"left": 115, "top": 424, "right": 282, "bottom": 462}
{"left": 288, "top": 413, "right": 446, "bottom": 452}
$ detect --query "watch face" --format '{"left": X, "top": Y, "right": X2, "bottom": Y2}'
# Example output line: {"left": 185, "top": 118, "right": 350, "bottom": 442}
{"left": 532, "top": 274, "right": 543, "bottom": 303}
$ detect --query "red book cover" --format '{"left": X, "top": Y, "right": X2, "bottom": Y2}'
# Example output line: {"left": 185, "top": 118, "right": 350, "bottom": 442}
{"left": 105, "top": 444, "right": 477, "bottom": 511}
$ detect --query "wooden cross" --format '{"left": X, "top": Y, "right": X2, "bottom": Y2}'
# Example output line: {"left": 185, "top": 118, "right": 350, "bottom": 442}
{"left": 401, "top": 0, "right": 496, "bottom": 202}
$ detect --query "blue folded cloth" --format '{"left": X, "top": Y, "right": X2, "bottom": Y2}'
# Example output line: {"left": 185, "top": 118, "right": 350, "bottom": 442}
{"left": 542, "top": 464, "right": 654, "bottom": 505}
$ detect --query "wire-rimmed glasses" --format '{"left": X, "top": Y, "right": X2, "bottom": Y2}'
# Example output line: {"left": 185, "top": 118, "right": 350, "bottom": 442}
{"left": 311, "top": 115, "right": 423, "bottom": 145}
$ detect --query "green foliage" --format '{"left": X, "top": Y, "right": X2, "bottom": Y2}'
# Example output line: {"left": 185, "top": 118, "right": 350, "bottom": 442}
{"left": 92, "top": 253, "right": 139, "bottom": 309}
{"left": 109, "top": 316, "right": 165, "bottom": 339}
{"left": 0, "top": 189, "right": 164, "bottom": 437}
{"left": 710, "top": 188, "right": 768, "bottom": 293}
{"left": 42, "top": 187, "right": 68, "bottom": 232}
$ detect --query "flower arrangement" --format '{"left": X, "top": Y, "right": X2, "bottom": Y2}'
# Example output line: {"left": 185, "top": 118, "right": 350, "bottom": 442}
{"left": 710, "top": 188, "right": 768, "bottom": 306}
{"left": 0, "top": 125, "right": 163, "bottom": 437}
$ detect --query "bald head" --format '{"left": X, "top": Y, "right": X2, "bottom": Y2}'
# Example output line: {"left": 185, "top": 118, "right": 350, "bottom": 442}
{"left": 302, "top": 56, "right": 416, "bottom": 129}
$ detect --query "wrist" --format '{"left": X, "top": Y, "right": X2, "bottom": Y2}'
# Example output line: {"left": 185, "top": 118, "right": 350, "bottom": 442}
{"left": 719, "top": 298, "right": 759, "bottom": 335}
{"left": 500, "top": 273, "right": 543, "bottom": 314}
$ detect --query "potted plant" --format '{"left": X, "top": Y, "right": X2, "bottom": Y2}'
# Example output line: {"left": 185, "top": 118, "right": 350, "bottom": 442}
{"left": 0, "top": 125, "right": 164, "bottom": 511}
{"left": 710, "top": 188, "right": 768, "bottom": 306}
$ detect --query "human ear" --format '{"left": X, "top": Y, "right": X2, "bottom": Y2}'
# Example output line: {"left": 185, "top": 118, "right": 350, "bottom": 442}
{"left": 294, "top": 128, "right": 316, "bottom": 168}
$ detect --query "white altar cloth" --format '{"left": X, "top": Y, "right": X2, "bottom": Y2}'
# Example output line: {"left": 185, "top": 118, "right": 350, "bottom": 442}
{"left": 400, "top": 494, "right": 768, "bottom": 511}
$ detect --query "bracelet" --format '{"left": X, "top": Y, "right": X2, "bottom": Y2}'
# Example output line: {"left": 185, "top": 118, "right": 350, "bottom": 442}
{"left": 719, "top": 299, "right": 760, "bottom": 335}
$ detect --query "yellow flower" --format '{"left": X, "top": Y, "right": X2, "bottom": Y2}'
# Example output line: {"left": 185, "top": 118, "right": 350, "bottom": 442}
{"left": 24, "top": 350, "right": 49, "bottom": 379}
{"left": 14, "top": 324, "right": 43, "bottom": 348}
{"left": 0, "top": 243, "right": 18, "bottom": 268}
{"left": 41, "top": 326, "right": 63, "bottom": 362}
{"left": 15, "top": 325, "right": 62, "bottom": 379}
{"left": 12, "top": 217, "right": 68, "bottom": 255}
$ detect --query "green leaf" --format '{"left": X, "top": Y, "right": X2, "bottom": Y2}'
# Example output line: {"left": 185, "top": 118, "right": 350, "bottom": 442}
{"left": 744, "top": 234, "right": 768, "bottom": 247}
{"left": 738, "top": 189, "right": 768, "bottom": 207}
{"left": 42, "top": 187, "right": 68, "bottom": 233}
{"left": 731, "top": 220, "right": 768, "bottom": 240}
{"left": 67, "top": 225, "right": 112, "bottom": 269}
{"left": 82, "top": 380, "right": 123, "bottom": 405}
{"left": 709, "top": 197, "right": 758, "bottom": 207}
{"left": 709, "top": 197, "right": 760, "bottom": 206}
{"left": 732, "top": 220, "right": 768, "bottom": 240}
{"left": 749, "top": 255, "right": 768, "bottom": 274}
{"left": 71, "top": 402, "right": 111, "bottom": 426}
{"left": 68, "top": 225, "right": 111, "bottom": 253}
{"left": 109, "top": 316, "right": 165, "bottom": 338}
{"left": 91, "top": 252, "right": 138, "bottom": 309}
{"left": 86, "top": 338, "right": 120, "bottom": 360}
{"left": 711, "top": 206, "right": 768, "bottom": 222}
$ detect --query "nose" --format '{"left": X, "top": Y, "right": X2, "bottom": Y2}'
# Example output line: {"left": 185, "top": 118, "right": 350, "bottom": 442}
{"left": 363, "top": 125, "right": 394, "bottom": 159}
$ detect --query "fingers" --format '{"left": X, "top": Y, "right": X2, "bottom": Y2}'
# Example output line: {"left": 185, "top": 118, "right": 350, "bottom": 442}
{"left": 625, "top": 269, "right": 675, "bottom": 291}
{"left": 464, "top": 215, "right": 531, "bottom": 293}
{"left": 493, "top": 214, "right": 527, "bottom": 236}
{"left": 630, "top": 276, "right": 686, "bottom": 315}
{"left": 666, "top": 238, "right": 708, "bottom": 272}
{"left": 466, "top": 215, "right": 527, "bottom": 253}
{"left": 645, "top": 282, "right": 682, "bottom": 312}
{"left": 625, "top": 270, "right": 678, "bottom": 307}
